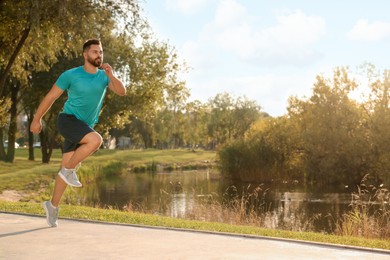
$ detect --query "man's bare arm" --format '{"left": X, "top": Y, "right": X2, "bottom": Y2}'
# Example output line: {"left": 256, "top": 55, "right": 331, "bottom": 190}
{"left": 101, "top": 63, "right": 126, "bottom": 96}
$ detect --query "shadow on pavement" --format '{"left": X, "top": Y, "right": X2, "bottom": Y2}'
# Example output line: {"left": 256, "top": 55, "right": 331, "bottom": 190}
{"left": 0, "top": 226, "right": 50, "bottom": 238}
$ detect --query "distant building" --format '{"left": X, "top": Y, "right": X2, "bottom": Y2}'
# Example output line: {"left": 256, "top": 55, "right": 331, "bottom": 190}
{"left": 106, "top": 136, "right": 131, "bottom": 150}
{"left": 118, "top": 136, "right": 131, "bottom": 149}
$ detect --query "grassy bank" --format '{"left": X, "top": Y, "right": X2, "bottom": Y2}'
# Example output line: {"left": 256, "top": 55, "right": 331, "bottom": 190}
{"left": 1, "top": 201, "right": 389, "bottom": 251}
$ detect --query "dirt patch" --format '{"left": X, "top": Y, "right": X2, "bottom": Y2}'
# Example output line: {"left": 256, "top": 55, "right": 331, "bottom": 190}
{"left": 0, "top": 190, "right": 26, "bottom": 202}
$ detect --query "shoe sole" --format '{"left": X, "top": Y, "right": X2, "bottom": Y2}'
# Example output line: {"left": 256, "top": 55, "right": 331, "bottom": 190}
{"left": 58, "top": 171, "right": 82, "bottom": 187}
{"left": 42, "top": 202, "right": 57, "bottom": 227}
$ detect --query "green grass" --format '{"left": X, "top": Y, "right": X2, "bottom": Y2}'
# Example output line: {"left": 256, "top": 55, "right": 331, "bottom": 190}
{"left": 90, "top": 149, "right": 216, "bottom": 169}
{"left": 1, "top": 200, "right": 389, "bottom": 251}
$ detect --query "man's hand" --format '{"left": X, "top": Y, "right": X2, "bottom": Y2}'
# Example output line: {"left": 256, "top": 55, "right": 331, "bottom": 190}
{"left": 101, "top": 63, "right": 113, "bottom": 78}
{"left": 103, "top": 63, "right": 127, "bottom": 96}
{"left": 30, "top": 119, "right": 43, "bottom": 134}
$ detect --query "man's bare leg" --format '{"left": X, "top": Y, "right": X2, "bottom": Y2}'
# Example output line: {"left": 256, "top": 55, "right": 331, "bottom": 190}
{"left": 51, "top": 132, "right": 102, "bottom": 207}
{"left": 64, "top": 132, "right": 103, "bottom": 169}
{"left": 51, "top": 152, "right": 74, "bottom": 207}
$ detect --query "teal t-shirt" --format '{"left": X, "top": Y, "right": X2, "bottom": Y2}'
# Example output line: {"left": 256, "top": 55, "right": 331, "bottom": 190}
{"left": 56, "top": 66, "right": 110, "bottom": 127}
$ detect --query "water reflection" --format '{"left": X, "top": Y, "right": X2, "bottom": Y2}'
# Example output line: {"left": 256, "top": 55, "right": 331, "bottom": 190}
{"left": 74, "top": 170, "right": 354, "bottom": 232}
{"left": 171, "top": 193, "right": 190, "bottom": 218}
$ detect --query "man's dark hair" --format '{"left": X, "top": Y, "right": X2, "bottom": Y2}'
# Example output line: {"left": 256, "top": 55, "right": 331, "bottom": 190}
{"left": 83, "top": 39, "right": 101, "bottom": 52}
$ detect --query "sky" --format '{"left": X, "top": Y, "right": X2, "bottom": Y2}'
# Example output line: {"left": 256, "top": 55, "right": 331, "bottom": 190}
{"left": 142, "top": 0, "right": 390, "bottom": 116}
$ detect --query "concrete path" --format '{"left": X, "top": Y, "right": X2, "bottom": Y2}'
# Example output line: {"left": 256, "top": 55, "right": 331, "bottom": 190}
{"left": 1, "top": 212, "right": 389, "bottom": 260}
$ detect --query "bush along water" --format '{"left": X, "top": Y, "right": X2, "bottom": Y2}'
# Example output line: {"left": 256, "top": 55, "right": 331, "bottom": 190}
{"left": 335, "top": 174, "right": 390, "bottom": 239}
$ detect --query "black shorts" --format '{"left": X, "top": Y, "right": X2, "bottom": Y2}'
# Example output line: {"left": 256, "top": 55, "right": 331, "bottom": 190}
{"left": 57, "top": 113, "right": 95, "bottom": 153}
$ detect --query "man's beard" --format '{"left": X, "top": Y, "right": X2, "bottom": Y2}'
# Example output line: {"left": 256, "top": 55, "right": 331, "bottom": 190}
{"left": 87, "top": 56, "right": 102, "bottom": 67}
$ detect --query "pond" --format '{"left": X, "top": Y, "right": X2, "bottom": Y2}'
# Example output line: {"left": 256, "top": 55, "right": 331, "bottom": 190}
{"left": 74, "top": 170, "right": 359, "bottom": 233}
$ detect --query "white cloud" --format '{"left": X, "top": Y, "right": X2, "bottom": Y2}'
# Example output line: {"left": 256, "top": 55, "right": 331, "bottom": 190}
{"left": 214, "top": 0, "right": 246, "bottom": 27}
{"left": 177, "top": 0, "right": 327, "bottom": 115}
{"left": 347, "top": 19, "right": 390, "bottom": 42}
{"left": 266, "top": 10, "right": 326, "bottom": 47}
{"left": 165, "top": 0, "right": 211, "bottom": 14}
{"left": 178, "top": 1, "right": 326, "bottom": 71}
{"left": 201, "top": 1, "right": 327, "bottom": 66}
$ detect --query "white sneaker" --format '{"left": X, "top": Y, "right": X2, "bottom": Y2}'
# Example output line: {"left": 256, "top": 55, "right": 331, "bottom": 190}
{"left": 42, "top": 201, "right": 59, "bottom": 227}
{"left": 58, "top": 167, "right": 82, "bottom": 187}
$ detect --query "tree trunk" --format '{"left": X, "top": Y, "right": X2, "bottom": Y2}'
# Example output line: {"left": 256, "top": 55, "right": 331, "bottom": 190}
{"left": 39, "top": 130, "right": 51, "bottom": 163}
{"left": 5, "top": 83, "right": 20, "bottom": 162}
{"left": 38, "top": 113, "right": 55, "bottom": 164}
{"left": 27, "top": 110, "right": 34, "bottom": 161}
{"left": 0, "top": 27, "right": 30, "bottom": 97}
{"left": 0, "top": 127, "right": 5, "bottom": 160}
{"left": 0, "top": 90, "right": 8, "bottom": 160}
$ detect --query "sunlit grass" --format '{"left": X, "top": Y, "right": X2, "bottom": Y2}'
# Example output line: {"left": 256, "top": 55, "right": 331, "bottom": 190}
{"left": 91, "top": 149, "right": 216, "bottom": 169}
{"left": 0, "top": 154, "right": 60, "bottom": 193}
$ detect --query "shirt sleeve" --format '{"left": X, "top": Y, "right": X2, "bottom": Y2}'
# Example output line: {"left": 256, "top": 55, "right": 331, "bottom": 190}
{"left": 55, "top": 71, "right": 71, "bottom": 90}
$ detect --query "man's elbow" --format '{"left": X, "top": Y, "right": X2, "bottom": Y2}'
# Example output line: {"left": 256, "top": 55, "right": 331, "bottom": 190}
{"left": 118, "top": 88, "right": 126, "bottom": 96}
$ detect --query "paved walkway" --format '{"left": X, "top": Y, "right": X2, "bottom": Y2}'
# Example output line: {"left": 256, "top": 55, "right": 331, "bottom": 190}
{"left": 1, "top": 212, "right": 389, "bottom": 260}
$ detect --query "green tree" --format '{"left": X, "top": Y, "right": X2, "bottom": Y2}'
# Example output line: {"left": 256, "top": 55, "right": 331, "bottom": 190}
{"left": 207, "top": 93, "right": 261, "bottom": 149}
{"left": 288, "top": 67, "right": 368, "bottom": 185}
{"left": 154, "top": 108, "right": 174, "bottom": 149}
{"left": 220, "top": 67, "right": 370, "bottom": 184}
{"left": 0, "top": 0, "right": 141, "bottom": 96}
{"left": 115, "top": 41, "right": 188, "bottom": 148}
{"left": 246, "top": 116, "right": 300, "bottom": 181}
{"left": 182, "top": 100, "right": 208, "bottom": 150}
{"left": 0, "top": 0, "right": 142, "bottom": 162}
{"left": 363, "top": 67, "right": 390, "bottom": 183}
{"left": 163, "top": 81, "right": 190, "bottom": 148}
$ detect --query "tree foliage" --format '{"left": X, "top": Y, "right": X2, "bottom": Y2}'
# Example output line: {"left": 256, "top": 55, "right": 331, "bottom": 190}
{"left": 288, "top": 67, "right": 368, "bottom": 185}
{"left": 363, "top": 68, "right": 390, "bottom": 182}
{"left": 0, "top": 0, "right": 143, "bottom": 162}
{"left": 220, "top": 67, "right": 390, "bottom": 187}
{"left": 206, "top": 93, "right": 262, "bottom": 149}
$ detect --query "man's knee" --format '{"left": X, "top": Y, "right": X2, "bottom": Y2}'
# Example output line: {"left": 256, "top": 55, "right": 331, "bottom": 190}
{"left": 83, "top": 132, "right": 103, "bottom": 150}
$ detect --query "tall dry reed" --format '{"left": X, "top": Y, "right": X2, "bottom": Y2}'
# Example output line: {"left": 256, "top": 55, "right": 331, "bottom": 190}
{"left": 335, "top": 174, "right": 390, "bottom": 239}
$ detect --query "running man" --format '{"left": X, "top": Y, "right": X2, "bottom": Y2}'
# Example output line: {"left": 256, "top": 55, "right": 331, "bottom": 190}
{"left": 30, "top": 39, "right": 126, "bottom": 227}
